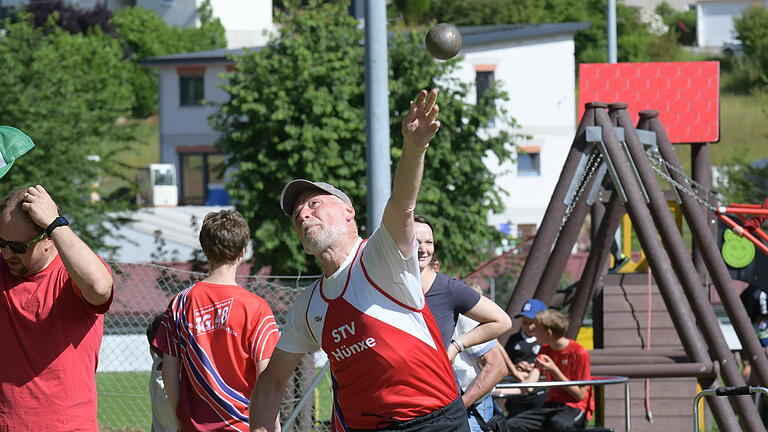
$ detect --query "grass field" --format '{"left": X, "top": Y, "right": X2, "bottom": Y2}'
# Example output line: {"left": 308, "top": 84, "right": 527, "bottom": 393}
{"left": 97, "top": 372, "right": 152, "bottom": 432}
{"left": 673, "top": 91, "right": 768, "bottom": 171}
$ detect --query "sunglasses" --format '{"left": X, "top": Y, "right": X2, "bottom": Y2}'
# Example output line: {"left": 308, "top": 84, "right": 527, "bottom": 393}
{"left": 0, "top": 232, "right": 47, "bottom": 254}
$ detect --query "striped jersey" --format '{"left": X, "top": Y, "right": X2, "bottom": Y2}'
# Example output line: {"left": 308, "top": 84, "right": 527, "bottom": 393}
{"left": 153, "top": 281, "right": 279, "bottom": 432}
{"left": 278, "top": 229, "right": 458, "bottom": 430}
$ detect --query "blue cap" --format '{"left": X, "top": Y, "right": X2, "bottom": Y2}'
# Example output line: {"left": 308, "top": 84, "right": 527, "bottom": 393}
{"left": 515, "top": 299, "right": 547, "bottom": 319}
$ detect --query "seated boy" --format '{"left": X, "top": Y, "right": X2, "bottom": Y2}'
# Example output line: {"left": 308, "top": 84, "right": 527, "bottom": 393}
{"left": 506, "top": 309, "right": 594, "bottom": 432}
{"left": 495, "top": 299, "right": 548, "bottom": 418}
{"left": 152, "top": 210, "right": 280, "bottom": 431}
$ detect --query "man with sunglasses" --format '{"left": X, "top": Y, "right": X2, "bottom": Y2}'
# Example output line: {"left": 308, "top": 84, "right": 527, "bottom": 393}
{"left": 0, "top": 185, "right": 114, "bottom": 432}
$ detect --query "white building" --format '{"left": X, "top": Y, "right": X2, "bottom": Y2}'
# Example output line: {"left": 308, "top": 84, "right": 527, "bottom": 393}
{"left": 696, "top": 0, "right": 768, "bottom": 48}
{"left": 0, "top": 0, "right": 275, "bottom": 48}
{"left": 141, "top": 22, "right": 588, "bottom": 242}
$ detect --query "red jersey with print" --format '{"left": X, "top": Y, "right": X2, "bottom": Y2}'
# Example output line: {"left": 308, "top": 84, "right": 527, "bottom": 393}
{"left": 153, "top": 281, "right": 279, "bottom": 432}
{"left": 306, "top": 240, "right": 457, "bottom": 430}
{"left": 541, "top": 340, "right": 594, "bottom": 419}
{"left": 0, "top": 254, "right": 113, "bottom": 432}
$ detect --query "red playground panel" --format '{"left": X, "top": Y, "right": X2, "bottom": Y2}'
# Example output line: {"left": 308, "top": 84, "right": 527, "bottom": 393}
{"left": 579, "top": 62, "right": 720, "bottom": 144}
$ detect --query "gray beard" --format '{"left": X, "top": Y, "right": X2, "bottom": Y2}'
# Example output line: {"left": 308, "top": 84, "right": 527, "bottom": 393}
{"left": 301, "top": 223, "right": 345, "bottom": 255}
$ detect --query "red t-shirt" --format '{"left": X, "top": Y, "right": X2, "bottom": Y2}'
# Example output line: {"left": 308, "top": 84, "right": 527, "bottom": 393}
{"left": 541, "top": 339, "right": 595, "bottom": 419}
{"left": 0, "top": 254, "right": 113, "bottom": 431}
{"left": 153, "top": 281, "right": 280, "bottom": 432}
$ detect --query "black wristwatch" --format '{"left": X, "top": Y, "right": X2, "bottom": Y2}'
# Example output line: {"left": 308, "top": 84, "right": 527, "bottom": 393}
{"left": 45, "top": 216, "right": 69, "bottom": 236}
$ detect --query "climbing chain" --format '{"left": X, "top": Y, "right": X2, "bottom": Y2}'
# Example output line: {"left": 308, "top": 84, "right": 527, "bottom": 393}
{"left": 646, "top": 148, "right": 723, "bottom": 213}
{"left": 561, "top": 149, "right": 604, "bottom": 230}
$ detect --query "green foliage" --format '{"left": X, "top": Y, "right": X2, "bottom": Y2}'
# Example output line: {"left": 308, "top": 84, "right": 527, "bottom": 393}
{"left": 110, "top": 1, "right": 226, "bottom": 117}
{"left": 430, "top": 0, "right": 685, "bottom": 63}
{"left": 0, "top": 13, "right": 137, "bottom": 251}
{"left": 721, "top": 159, "right": 768, "bottom": 205}
{"left": 734, "top": 6, "right": 768, "bottom": 87}
{"left": 213, "top": 0, "right": 520, "bottom": 275}
{"left": 655, "top": 1, "right": 696, "bottom": 45}
{"left": 394, "top": 0, "right": 431, "bottom": 25}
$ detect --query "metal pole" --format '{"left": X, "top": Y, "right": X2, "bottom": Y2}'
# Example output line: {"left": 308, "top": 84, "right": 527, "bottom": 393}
{"left": 503, "top": 104, "right": 599, "bottom": 341}
{"left": 639, "top": 111, "right": 768, "bottom": 388}
{"left": 282, "top": 363, "right": 330, "bottom": 431}
{"left": 612, "top": 105, "right": 761, "bottom": 430}
{"left": 607, "top": 0, "right": 618, "bottom": 63}
{"left": 364, "top": 0, "right": 391, "bottom": 233}
{"left": 593, "top": 107, "right": 740, "bottom": 432}
{"left": 625, "top": 380, "right": 631, "bottom": 432}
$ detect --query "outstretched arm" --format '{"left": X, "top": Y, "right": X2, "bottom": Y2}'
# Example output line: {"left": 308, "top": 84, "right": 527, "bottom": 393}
{"left": 382, "top": 89, "right": 441, "bottom": 258}
{"left": 250, "top": 349, "right": 305, "bottom": 432}
{"left": 22, "top": 185, "right": 112, "bottom": 305}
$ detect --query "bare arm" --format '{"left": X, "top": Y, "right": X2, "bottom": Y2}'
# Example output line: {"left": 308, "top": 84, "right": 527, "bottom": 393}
{"left": 447, "top": 297, "right": 512, "bottom": 360}
{"left": 382, "top": 89, "right": 441, "bottom": 257}
{"left": 161, "top": 354, "right": 182, "bottom": 429}
{"left": 535, "top": 354, "right": 588, "bottom": 400}
{"left": 22, "top": 185, "right": 112, "bottom": 305}
{"left": 250, "top": 349, "right": 305, "bottom": 432}
{"left": 460, "top": 344, "right": 508, "bottom": 407}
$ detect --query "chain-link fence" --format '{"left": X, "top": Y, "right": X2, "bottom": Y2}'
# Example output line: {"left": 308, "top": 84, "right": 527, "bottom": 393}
{"left": 99, "top": 261, "right": 327, "bottom": 432}
{"left": 98, "top": 262, "right": 526, "bottom": 432}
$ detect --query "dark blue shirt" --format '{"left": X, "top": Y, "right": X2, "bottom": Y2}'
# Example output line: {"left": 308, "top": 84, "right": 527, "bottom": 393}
{"left": 425, "top": 272, "right": 481, "bottom": 349}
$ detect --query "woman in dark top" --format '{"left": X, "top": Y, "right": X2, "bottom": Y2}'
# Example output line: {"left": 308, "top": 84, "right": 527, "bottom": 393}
{"left": 414, "top": 214, "right": 510, "bottom": 360}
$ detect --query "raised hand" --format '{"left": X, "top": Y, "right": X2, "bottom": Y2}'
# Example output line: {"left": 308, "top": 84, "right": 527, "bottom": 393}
{"left": 21, "top": 185, "right": 59, "bottom": 229}
{"left": 401, "top": 89, "right": 441, "bottom": 149}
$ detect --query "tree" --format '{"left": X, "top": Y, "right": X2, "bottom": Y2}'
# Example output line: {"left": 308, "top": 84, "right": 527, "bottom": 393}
{"left": 734, "top": 6, "right": 768, "bottom": 86}
{"left": 0, "top": 13, "right": 137, "bottom": 251}
{"left": 213, "top": 0, "right": 521, "bottom": 275}
{"left": 430, "top": 0, "right": 683, "bottom": 63}
{"left": 720, "top": 158, "right": 768, "bottom": 205}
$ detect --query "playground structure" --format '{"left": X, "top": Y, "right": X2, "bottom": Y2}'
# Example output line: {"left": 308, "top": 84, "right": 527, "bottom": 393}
{"left": 502, "top": 62, "right": 768, "bottom": 432}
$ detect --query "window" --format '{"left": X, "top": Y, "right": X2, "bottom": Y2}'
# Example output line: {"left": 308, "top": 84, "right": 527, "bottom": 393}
{"left": 476, "top": 70, "right": 495, "bottom": 125}
{"left": 179, "top": 75, "right": 204, "bottom": 106}
{"left": 179, "top": 152, "right": 229, "bottom": 205}
{"left": 476, "top": 70, "right": 494, "bottom": 102}
{"left": 518, "top": 149, "right": 541, "bottom": 176}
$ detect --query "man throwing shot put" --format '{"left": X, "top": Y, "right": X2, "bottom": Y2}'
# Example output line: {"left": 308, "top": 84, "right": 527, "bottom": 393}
{"left": 250, "top": 89, "right": 472, "bottom": 432}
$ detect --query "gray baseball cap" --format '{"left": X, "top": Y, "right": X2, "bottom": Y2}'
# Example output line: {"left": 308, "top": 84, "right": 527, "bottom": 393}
{"left": 280, "top": 179, "right": 353, "bottom": 216}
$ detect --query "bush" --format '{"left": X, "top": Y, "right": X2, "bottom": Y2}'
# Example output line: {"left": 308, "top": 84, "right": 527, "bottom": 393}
{"left": 734, "top": 6, "right": 768, "bottom": 88}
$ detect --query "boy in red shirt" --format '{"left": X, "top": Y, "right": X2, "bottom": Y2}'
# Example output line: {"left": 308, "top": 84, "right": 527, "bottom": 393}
{"left": 153, "top": 210, "right": 280, "bottom": 432}
{"left": 506, "top": 309, "right": 594, "bottom": 432}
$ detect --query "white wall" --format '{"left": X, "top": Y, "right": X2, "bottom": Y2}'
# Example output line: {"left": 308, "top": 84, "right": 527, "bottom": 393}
{"left": 207, "top": 0, "right": 275, "bottom": 48}
{"left": 696, "top": 0, "right": 753, "bottom": 47}
{"left": 451, "top": 35, "right": 577, "bottom": 234}
{"left": 158, "top": 64, "right": 230, "bottom": 182}
{"left": 98, "top": 334, "right": 152, "bottom": 372}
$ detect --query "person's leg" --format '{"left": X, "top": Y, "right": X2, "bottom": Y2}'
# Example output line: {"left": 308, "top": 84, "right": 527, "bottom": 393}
{"left": 506, "top": 405, "right": 560, "bottom": 432}
{"left": 466, "top": 395, "right": 494, "bottom": 432}
{"left": 544, "top": 405, "right": 586, "bottom": 432}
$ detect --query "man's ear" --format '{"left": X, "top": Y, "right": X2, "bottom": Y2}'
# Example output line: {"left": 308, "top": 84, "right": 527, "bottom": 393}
{"left": 43, "top": 236, "right": 55, "bottom": 253}
{"left": 344, "top": 203, "right": 355, "bottom": 222}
